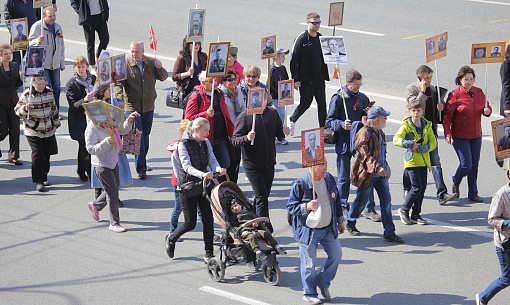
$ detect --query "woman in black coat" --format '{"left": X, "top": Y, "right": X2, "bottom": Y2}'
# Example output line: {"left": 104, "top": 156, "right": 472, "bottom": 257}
{"left": 500, "top": 45, "right": 510, "bottom": 116}
{"left": 65, "top": 56, "right": 96, "bottom": 181}
{"left": 0, "top": 44, "right": 23, "bottom": 165}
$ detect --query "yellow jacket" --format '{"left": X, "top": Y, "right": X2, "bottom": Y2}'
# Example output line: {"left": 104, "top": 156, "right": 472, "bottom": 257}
{"left": 393, "top": 116, "right": 436, "bottom": 170}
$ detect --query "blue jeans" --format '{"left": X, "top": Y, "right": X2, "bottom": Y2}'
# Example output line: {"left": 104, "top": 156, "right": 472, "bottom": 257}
{"left": 170, "top": 187, "right": 202, "bottom": 232}
{"left": 347, "top": 175, "right": 396, "bottom": 237}
{"left": 337, "top": 153, "right": 375, "bottom": 211}
{"left": 212, "top": 136, "right": 230, "bottom": 169}
{"left": 127, "top": 110, "right": 154, "bottom": 174}
{"left": 298, "top": 226, "right": 342, "bottom": 297}
{"left": 401, "top": 167, "right": 427, "bottom": 215}
{"left": 452, "top": 136, "right": 482, "bottom": 199}
{"left": 272, "top": 98, "right": 285, "bottom": 124}
{"left": 479, "top": 247, "right": 510, "bottom": 303}
{"left": 44, "top": 69, "right": 61, "bottom": 110}
{"left": 403, "top": 145, "right": 448, "bottom": 199}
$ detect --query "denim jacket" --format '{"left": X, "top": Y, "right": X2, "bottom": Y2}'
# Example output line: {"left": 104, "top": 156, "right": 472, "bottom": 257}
{"left": 287, "top": 172, "right": 344, "bottom": 245}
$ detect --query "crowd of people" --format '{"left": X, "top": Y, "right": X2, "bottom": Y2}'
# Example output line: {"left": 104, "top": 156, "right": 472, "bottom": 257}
{"left": 0, "top": 4, "right": 509, "bottom": 304}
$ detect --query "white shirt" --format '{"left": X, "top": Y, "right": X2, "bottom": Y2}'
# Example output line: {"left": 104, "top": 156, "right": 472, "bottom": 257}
{"left": 315, "top": 178, "right": 332, "bottom": 228}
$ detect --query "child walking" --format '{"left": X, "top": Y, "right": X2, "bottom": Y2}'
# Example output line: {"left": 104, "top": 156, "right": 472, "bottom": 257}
{"left": 393, "top": 99, "right": 437, "bottom": 225}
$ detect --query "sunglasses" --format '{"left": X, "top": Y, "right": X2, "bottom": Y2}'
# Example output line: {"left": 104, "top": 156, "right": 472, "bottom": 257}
{"left": 308, "top": 21, "right": 321, "bottom": 25}
{"left": 246, "top": 75, "right": 258, "bottom": 79}
{"left": 226, "top": 78, "right": 236, "bottom": 82}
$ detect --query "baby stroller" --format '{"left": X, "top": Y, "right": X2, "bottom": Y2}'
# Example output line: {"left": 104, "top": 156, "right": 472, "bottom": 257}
{"left": 203, "top": 177, "right": 283, "bottom": 285}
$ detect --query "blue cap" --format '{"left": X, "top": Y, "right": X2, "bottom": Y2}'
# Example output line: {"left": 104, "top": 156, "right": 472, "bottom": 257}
{"left": 367, "top": 106, "right": 390, "bottom": 119}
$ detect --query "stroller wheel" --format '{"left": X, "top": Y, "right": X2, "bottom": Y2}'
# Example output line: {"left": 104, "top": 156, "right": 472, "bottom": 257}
{"left": 207, "top": 258, "right": 225, "bottom": 282}
{"left": 263, "top": 263, "right": 282, "bottom": 286}
{"left": 247, "top": 259, "right": 262, "bottom": 271}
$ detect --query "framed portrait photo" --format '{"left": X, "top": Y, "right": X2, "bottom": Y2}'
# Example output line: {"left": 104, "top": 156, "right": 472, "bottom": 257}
{"left": 104, "top": 103, "right": 125, "bottom": 131}
{"left": 328, "top": 2, "right": 345, "bottom": 26}
{"left": 278, "top": 79, "right": 294, "bottom": 106}
{"left": 111, "top": 54, "right": 126, "bottom": 82}
{"left": 206, "top": 42, "right": 230, "bottom": 77}
{"left": 320, "top": 36, "right": 348, "bottom": 65}
{"left": 425, "top": 31, "right": 447, "bottom": 63}
{"left": 25, "top": 45, "right": 46, "bottom": 77}
{"left": 301, "top": 128, "right": 325, "bottom": 168}
{"left": 11, "top": 18, "right": 29, "bottom": 51}
{"left": 187, "top": 9, "right": 206, "bottom": 43}
{"left": 247, "top": 88, "right": 265, "bottom": 115}
{"left": 83, "top": 101, "right": 113, "bottom": 126}
{"left": 491, "top": 117, "right": 510, "bottom": 161}
{"left": 261, "top": 35, "right": 276, "bottom": 59}
{"left": 471, "top": 42, "right": 506, "bottom": 64}
{"left": 98, "top": 57, "right": 113, "bottom": 86}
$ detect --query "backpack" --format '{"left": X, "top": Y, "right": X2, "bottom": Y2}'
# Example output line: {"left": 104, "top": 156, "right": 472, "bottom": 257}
{"left": 350, "top": 126, "right": 372, "bottom": 157}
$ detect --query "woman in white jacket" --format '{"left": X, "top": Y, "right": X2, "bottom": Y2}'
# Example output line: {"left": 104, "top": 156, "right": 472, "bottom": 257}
{"left": 85, "top": 83, "right": 139, "bottom": 233}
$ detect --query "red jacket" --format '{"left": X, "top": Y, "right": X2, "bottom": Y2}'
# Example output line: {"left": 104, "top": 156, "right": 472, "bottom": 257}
{"left": 443, "top": 86, "right": 491, "bottom": 139}
{"left": 184, "top": 85, "right": 234, "bottom": 143}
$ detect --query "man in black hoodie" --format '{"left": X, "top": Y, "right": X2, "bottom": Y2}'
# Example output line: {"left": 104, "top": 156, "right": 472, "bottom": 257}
{"left": 288, "top": 12, "right": 330, "bottom": 135}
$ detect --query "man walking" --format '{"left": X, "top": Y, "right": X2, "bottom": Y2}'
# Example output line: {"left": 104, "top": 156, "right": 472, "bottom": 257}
{"left": 289, "top": 12, "right": 329, "bottom": 135}
{"left": 347, "top": 106, "right": 404, "bottom": 243}
{"left": 114, "top": 40, "right": 167, "bottom": 179}
{"left": 287, "top": 159, "right": 344, "bottom": 305}
{"left": 404, "top": 65, "right": 457, "bottom": 205}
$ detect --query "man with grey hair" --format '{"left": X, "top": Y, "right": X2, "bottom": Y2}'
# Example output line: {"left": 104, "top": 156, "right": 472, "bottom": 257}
{"left": 347, "top": 106, "right": 404, "bottom": 243}
{"left": 114, "top": 40, "right": 168, "bottom": 179}
{"left": 325, "top": 70, "right": 380, "bottom": 224}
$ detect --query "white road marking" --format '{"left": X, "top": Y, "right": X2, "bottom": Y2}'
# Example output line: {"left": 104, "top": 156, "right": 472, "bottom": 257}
{"left": 424, "top": 218, "right": 493, "bottom": 239}
{"left": 467, "top": 0, "right": 510, "bottom": 5}
{"left": 298, "top": 23, "right": 386, "bottom": 36}
{"left": 200, "top": 286, "right": 272, "bottom": 305}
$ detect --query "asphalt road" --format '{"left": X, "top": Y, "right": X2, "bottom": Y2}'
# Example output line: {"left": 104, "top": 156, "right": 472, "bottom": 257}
{"left": 1, "top": 1, "right": 510, "bottom": 304}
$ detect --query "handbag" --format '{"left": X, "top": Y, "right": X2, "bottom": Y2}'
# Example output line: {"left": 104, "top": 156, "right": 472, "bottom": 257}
{"left": 324, "top": 128, "right": 337, "bottom": 144}
{"left": 179, "top": 178, "right": 203, "bottom": 197}
{"left": 120, "top": 120, "right": 141, "bottom": 155}
{"left": 166, "top": 87, "right": 185, "bottom": 108}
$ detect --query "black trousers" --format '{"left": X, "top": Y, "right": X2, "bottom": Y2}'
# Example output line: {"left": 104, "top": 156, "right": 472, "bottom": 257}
{"left": 227, "top": 145, "right": 241, "bottom": 183}
{"left": 290, "top": 80, "right": 327, "bottom": 127}
{"left": 26, "top": 135, "right": 55, "bottom": 183}
{"left": 83, "top": 14, "right": 110, "bottom": 66}
{"left": 245, "top": 166, "right": 275, "bottom": 232}
{"left": 0, "top": 105, "right": 20, "bottom": 159}
{"left": 170, "top": 191, "right": 214, "bottom": 257}
{"left": 76, "top": 138, "right": 91, "bottom": 179}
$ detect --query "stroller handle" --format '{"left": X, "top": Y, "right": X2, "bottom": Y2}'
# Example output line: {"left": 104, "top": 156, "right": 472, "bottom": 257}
{"left": 239, "top": 217, "right": 271, "bottom": 229}
{"left": 202, "top": 172, "right": 230, "bottom": 189}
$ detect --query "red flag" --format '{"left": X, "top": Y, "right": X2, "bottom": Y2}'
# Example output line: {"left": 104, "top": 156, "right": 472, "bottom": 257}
{"left": 149, "top": 25, "right": 157, "bottom": 50}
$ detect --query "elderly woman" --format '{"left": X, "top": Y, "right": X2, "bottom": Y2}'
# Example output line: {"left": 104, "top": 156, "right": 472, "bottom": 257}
{"left": 219, "top": 69, "right": 244, "bottom": 182}
{"left": 166, "top": 118, "right": 226, "bottom": 261}
{"left": 172, "top": 36, "right": 208, "bottom": 97}
{"left": 184, "top": 71, "right": 234, "bottom": 170}
{"left": 65, "top": 56, "right": 96, "bottom": 181}
{"left": 238, "top": 65, "right": 268, "bottom": 109}
{"left": 443, "top": 66, "right": 491, "bottom": 202}
{"left": 0, "top": 44, "right": 23, "bottom": 165}
{"left": 475, "top": 171, "right": 510, "bottom": 305}
{"left": 500, "top": 45, "right": 510, "bottom": 116}
{"left": 15, "top": 76, "right": 60, "bottom": 192}
{"left": 86, "top": 83, "right": 139, "bottom": 233}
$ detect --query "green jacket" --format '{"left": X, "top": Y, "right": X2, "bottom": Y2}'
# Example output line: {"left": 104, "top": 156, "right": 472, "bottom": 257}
{"left": 393, "top": 116, "right": 436, "bottom": 170}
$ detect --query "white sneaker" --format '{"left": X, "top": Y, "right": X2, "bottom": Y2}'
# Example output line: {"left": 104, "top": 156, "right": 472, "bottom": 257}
{"left": 289, "top": 119, "right": 296, "bottom": 136}
{"left": 303, "top": 296, "right": 322, "bottom": 305}
{"left": 275, "top": 139, "right": 282, "bottom": 145}
{"left": 280, "top": 138, "right": 289, "bottom": 145}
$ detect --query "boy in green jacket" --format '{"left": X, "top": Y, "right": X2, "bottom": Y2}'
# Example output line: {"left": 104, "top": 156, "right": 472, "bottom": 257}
{"left": 393, "top": 100, "right": 437, "bottom": 225}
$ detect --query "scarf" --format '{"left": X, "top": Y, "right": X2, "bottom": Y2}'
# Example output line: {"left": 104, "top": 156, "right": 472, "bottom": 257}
{"left": 74, "top": 71, "right": 94, "bottom": 93}
{"left": 219, "top": 84, "right": 241, "bottom": 114}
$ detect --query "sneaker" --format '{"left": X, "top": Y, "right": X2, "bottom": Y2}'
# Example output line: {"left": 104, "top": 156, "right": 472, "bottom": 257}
{"left": 275, "top": 139, "right": 282, "bottom": 145}
{"left": 398, "top": 208, "right": 413, "bottom": 225}
{"left": 469, "top": 196, "right": 484, "bottom": 203}
{"left": 475, "top": 294, "right": 486, "bottom": 305}
{"left": 204, "top": 254, "right": 215, "bottom": 264}
{"left": 138, "top": 171, "right": 147, "bottom": 180}
{"left": 108, "top": 224, "right": 126, "bottom": 233}
{"left": 275, "top": 245, "right": 287, "bottom": 255}
{"left": 289, "top": 119, "right": 295, "bottom": 136}
{"left": 88, "top": 202, "right": 99, "bottom": 221}
{"left": 43, "top": 181, "right": 51, "bottom": 186}
{"left": 410, "top": 214, "right": 428, "bottom": 225}
{"left": 318, "top": 286, "right": 332, "bottom": 301}
{"left": 439, "top": 192, "right": 458, "bottom": 205}
{"left": 165, "top": 233, "right": 176, "bottom": 258}
{"left": 364, "top": 210, "right": 382, "bottom": 222}
{"left": 303, "top": 296, "right": 323, "bottom": 305}
{"left": 346, "top": 222, "right": 361, "bottom": 236}
{"left": 383, "top": 234, "right": 405, "bottom": 244}
{"left": 280, "top": 138, "right": 289, "bottom": 145}
{"left": 36, "top": 183, "right": 46, "bottom": 192}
